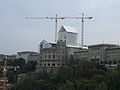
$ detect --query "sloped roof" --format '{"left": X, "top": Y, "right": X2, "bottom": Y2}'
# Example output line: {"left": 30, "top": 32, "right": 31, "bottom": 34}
{"left": 59, "top": 25, "right": 78, "bottom": 33}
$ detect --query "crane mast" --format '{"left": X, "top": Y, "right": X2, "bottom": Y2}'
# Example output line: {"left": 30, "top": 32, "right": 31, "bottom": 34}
{"left": 26, "top": 13, "right": 92, "bottom": 47}
{"left": 55, "top": 14, "right": 58, "bottom": 42}
{"left": 80, "top": 13, "right": 93, "bottom": 47}
{"left": 81, "top": 13, "right": 84, "bottom": 47}
{"left": 0, "top": 56, "right": 19, "bottom": 90}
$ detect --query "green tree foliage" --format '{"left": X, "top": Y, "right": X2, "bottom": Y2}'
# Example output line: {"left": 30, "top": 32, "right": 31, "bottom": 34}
{"left": 105, "top": 70, "right": 120, "bottom": 90}
{"left": 92, "top": 74, "right": 105, "bottom": 83}
{"left": 11, "top": 58, "right": 120, "bottom": 90}
{"left": 7, "top": 71, "right": 15, "bottom": 84}
{"left": 95, "top": 81, "right": 108, "bottom": 90}
{"left": 10, "top": 58, "right": 25, "bottom": 67}
{"left": 21, "top": 60, "right": 37, "bottom": 73}
{"left": 59, "top": 80, "right": 75, "bottom": 90}
{"left": 16, "top": 76, "right": 40, "bottom": 90}
{"left": 76, "top": 79, "right": 97, "bottom": 90}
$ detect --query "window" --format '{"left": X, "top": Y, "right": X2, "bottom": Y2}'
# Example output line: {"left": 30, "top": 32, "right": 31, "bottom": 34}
{"left": 53, "top": 55, "right": 55, "bottom": 59}
{"left": 63, "top": 56, "right": 64, "bottom": 59}
{"left": 52, "top": 63, "right": 55, "bottom": 66}
{"left": 58, "top": 55, "right": 60, "bottom": 59}
{"left": 48, "top": 63, "right": 50, "bottom": 66}
{"left": 45, "top": 55, "right": 47, "bottom": 59}
{"left": 44, "top": 64, "right": 46, "bottom": 66}
{"left": 49, "top": 55, "right": 51, "bottom": 59}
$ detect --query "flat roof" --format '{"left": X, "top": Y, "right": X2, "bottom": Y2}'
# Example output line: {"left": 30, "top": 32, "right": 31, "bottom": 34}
{"left": 88, "top": 43, "right": 118, "bottom": 47}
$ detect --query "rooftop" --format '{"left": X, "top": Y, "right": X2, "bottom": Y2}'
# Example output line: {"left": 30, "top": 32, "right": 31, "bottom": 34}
{"left": 88, "top": 43, "right": 118, "bottom": 48}
{"left": 17, "top": 51, "right": 38, "bottom": 54}
{"left": 59, "top": 25, "right": 78, "bottom": 33}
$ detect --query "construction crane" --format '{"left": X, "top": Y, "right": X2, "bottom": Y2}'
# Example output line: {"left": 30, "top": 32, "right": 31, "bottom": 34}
{"left": 0, "top": 56, "right": 19, "bottom": 90}
{"left": 26, "top": 13, "right": 92, "bottom": 47}
{"left": 80, "top": 13, "right": 93, "bottom": 47}
{"left": 26, "top": 14, "right": 64, "bottom": 42}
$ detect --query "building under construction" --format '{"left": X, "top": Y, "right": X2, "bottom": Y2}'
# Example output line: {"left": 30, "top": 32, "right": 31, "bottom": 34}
{"left": 36, "top": 25, "right": 87, "bottom": 71}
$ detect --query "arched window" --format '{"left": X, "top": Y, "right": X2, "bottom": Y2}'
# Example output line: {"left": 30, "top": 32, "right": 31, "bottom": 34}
{"left": 52, "top": 63, "right": 55, "bottom": 66}
{"left": 44, "top": 64, "right": 46, "bottom": 66}
{"left": 48, "top": 63, "right": 50, "bottom": 66}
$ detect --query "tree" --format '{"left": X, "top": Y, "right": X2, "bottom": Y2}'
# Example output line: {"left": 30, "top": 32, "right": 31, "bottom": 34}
{"left": 16, "top": 76, "right": 40, "bottom": 90}
{"left": 12, "top": 58, "right": 25, "bottom": 67}
{"left": 76, "top": 79, "right": 97, "bottom": 90}
{"left": 21, "top": 60, "right": 37, "bottom": 73}
{"left": 105, "top": 70, "right": 120, "bottom": 90}
{"left": 59, "top": 80, "right": 75, "bottom": 90}
{"left": 95, "top": 81, "right": 108, "bottom": 90}
{"left": 8, "top": 71, "right": 15, "bottom": 84}
{"left": 92, "top": 74, "right": 105, "bottom": 84}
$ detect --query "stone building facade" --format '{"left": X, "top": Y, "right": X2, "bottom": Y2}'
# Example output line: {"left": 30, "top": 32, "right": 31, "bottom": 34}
{"left": 36, "top": 25, "right": 80, "bottom": 71}
{"left": 74, "top": 49, "right": 88, "bottom": 60}
{"left": 88, "top": 44, "right": 117, "bottom": 62}
{"left": 36, "top": 40, "right": 81, "bottom": 71}
{"left": 74, "top": 44, "right": 120, "bottom": 63}
{"left": 106, "top": 46, "right": 120, "bottom": 63}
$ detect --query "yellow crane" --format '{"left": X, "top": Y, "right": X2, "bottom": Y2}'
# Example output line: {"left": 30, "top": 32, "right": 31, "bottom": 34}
{"left": 0, "top": 57, "right": 19, "bottom": 90}
{"left": 0, "top": 58, "right": 7, "bottom": 90}
{"left": 26, "top": 13, "right": 92, "bottom": 47}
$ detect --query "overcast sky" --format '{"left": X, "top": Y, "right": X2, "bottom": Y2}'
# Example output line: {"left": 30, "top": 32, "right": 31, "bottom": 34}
{"left": 0, "top": 0, "right": 120, "bottom": 54}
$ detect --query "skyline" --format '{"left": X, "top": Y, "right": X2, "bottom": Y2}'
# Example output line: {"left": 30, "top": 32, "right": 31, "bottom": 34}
{"left": 0, "top": 0, "right": 120, "bottom": 54}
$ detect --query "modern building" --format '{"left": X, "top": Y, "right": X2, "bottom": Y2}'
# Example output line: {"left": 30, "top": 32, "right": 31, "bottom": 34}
{"left": 58, "top": 25, "right": 78, "bottom": 46}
